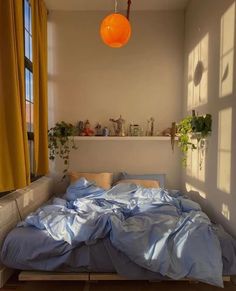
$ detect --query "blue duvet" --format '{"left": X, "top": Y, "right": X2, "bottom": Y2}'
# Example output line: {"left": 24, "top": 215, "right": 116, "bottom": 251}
{"left": 19, "top": 178, "right": 223, "bottom": 287}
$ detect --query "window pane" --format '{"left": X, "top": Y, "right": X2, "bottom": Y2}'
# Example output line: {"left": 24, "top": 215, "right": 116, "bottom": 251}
{"left": 26, "top": 100, "right": 31, "bottom": 132}
{"left": 29, "top": 35, "right": 33, "bottom": 61}
{"left": 24, "top": 0, "right": 32, "bottom": 61}
{"left": 24, "top": 0, "right": 30, "bottom": 32}
{"left": 30, "top": 102, "right": 34, "bottom": 132}
{"left": 26, "top": 101, "right": 34, "bottom": 133}
{"left": 25, "top": 68, "right": 29, "bottom": 101}
{"left": 29, "top": 1, "right": 32, "bottom": 34}
{"left": 30, "top": 70, "right": 33, "bottom": 102}
{"left": 25, "top": 30, "right": 30, "bottom": 59}
{"left": 25, "top": 68, "right": 33, "bottom": 102}
{"left": 24, "top": 31, "right": 32, "bottom": 61}
{"left": 28, "top": 140, "right": 34, "bottom": 175}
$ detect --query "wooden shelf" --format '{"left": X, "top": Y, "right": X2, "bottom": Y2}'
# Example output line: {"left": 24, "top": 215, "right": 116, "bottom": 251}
{"left": 72, "top": 136, "right": 178, "bottom": 141}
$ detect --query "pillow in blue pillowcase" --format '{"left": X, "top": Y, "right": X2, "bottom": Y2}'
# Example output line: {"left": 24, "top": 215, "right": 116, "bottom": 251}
{"left": 118, "top": 172, "right": 166, "bottom": 188}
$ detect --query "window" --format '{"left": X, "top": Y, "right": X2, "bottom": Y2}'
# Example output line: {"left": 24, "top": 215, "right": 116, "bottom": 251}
{"left": 24, "top": 0, "right": 35, "bottom": 178}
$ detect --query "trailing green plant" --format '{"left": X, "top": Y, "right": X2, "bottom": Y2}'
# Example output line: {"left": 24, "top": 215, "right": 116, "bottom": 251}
{"left": 48, "top": 121, "right": 78, "bottom": 176}
{"left": 177, "top": 114, "right": 212, "bottom": 167}
{"left": 191, "top": 113, "right": 212, "bottom": 139}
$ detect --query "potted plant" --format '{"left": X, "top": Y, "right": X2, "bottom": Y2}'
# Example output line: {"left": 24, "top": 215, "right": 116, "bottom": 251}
{"left": 177, "top": 111, "right": 212, "bottom": 167}
{"left": 48, "top": 121, "right": 78, "bottom": 176}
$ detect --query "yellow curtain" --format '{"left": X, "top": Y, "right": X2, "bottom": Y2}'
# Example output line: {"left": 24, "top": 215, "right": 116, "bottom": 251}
{"left": 0, "top": 0, "right": 30, "bottom": 192}
{"left": 31, "top": 0, "right": 49, "bottom": 175}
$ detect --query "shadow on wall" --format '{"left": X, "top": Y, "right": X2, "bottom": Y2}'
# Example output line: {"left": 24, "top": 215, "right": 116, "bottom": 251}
{"left": 187, "top": 33, "right": 209, "bottom": 110}
{"left": 184, "top": 1, "right": 236, "bottom": 236}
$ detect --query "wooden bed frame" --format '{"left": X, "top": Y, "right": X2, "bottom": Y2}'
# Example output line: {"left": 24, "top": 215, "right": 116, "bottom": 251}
{"left": 0, "top": 176, "right": 234, "bottom": 287}
{"left": 18, "top": 271, "right": 231, "bottom": 283}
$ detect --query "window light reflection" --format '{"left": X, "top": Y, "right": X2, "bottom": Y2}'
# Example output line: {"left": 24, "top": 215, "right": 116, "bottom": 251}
{"left": 186, "top": 139, "right": 206, "bottom": 182}
{"left": 217, "top": 108, "right": 232, "bottom": 194}
{"left": 219, "top": 3, "right": 235, "bottom": 98}
{"left": 222, "top": 203, "right": 230, "bottom": 220}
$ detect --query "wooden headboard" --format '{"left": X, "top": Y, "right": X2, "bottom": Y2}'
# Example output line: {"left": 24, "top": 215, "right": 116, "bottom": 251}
{"left": 0, "top": 176, "right": 54, "bottom": 288}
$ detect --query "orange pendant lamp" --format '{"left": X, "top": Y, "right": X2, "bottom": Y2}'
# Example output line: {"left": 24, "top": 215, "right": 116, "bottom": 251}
{"left": 100, "top": 0, "right": 132, "bottom": 48}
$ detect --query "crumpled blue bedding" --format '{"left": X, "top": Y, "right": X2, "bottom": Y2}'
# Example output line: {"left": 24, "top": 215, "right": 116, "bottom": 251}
{"left": 13, "top": 178, "right": 225, "bottom": 287}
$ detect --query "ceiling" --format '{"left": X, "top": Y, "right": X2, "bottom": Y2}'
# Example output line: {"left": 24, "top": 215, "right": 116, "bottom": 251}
{"left": 45, "top": 0, "right": 189, "bottom": 11}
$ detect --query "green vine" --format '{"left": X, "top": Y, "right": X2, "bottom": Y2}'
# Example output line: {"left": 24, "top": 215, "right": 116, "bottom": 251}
{"left": 48, "top": 121, "right": 78, "bottom": 176}
{"left": 177, "top": 114, "right": 212, "bottom": 167}
{"left": 191, "top": 114, "right": 212, "bottom": 139}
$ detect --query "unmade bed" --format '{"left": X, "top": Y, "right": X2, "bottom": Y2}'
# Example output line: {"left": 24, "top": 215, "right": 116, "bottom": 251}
{"left": 1, "top": 221, "right": 236, "bottom": 281}
{"left": 1, "top": 177, "right": 236, "bottom": 287}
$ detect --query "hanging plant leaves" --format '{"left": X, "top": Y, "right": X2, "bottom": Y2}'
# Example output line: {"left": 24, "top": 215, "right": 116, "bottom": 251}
{"left": 48, "top": 121, "right": 78, "bottom": 176}
{"left": 177, "top": 114, "right": 212, "bottom": 167}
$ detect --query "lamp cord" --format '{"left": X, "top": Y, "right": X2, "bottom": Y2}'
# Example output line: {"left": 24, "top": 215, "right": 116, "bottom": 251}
{"left": 114, "top": 0, "right": 132, "bottom": 19}
{"left": 114, "top": 0, "right": 118, "bottom": 13}
{"left": 127, "top": 0, "right": 131, "bottom": 20}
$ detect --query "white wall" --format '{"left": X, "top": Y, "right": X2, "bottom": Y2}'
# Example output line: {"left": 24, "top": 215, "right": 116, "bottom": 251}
{"left": 48, "top": 10, "right": 184, "bottom": 189}
{"left": 183, "top": 0, "right": 236, "bottom": 236}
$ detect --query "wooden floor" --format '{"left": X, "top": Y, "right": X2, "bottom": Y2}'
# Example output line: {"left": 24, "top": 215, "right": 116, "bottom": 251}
{"left": 1, "top": 275, "right": 236, "bottom": 291}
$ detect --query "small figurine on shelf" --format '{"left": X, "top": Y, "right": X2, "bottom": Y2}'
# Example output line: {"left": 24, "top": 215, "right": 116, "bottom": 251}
{"left": 146, "top": 119, "right": 151, "bottom": 136}
{"left": 77, "top": 121, "right": 84, "bottom": 136}
{"left": 150, "top": 117, "right": 155, "bottom": 136}
{"left": 95, "top": 123, "right": 102, "bottom": 136}
{"left": 102, "top": 127, "right": 109, "bottom": 136}
{"left": 146, "top": 117, "right": 155, "bottom": 136}
{"left": 161, "top": 127, "right": 171, "bottom": 136}
{"left": 170, "top": 122, "right": 177, "bottom": 151}
{"left": 161, "top": 122, "right": 177, "bottom": 150}
{"left": 81, "top": 120, "right": 94, "bottom": 136}
{"left": 109, "top": 115, "right": 126, "bottom": 136}
{"left": 130, "top": 124, "right": 141, "bottom": 136}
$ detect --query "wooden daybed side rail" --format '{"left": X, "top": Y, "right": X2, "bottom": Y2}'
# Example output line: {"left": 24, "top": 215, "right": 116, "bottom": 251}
{"left": 19, "top": 272, "right": 128, "bottom": 281}
{"left": 18, "top": 271, "right": 231, "bottom": 283}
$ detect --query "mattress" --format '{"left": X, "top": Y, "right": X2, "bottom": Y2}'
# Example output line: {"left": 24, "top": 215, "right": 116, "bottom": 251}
{"left": 1, "top": 224, "right": 236, "bottom": 279}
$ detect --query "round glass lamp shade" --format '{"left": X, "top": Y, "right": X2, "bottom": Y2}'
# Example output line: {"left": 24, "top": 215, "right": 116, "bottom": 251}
{"left": 100, "top": 13, "right": 131, "bottom": 48}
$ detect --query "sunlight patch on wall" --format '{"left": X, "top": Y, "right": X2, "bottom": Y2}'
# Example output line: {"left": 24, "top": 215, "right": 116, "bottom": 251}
{"left": 219, "top": 3, "right": 235, "bottom": 98}
{"left": 187, "top": 34, "right": 209, "bottom": 110}
{"left": 186, "top": 139, "right": 206, "bottom": 182}
{"left": 185, "top": 182, "right": 206, "bottom": 199}
{"left": 222, "top": 203, "right": 230, "bottom": 220}
{"left": 23, "top": 190, "right": 34, "bottom": 207}
{"left": 217, "top": 108, "right": 232, "bottom": 194}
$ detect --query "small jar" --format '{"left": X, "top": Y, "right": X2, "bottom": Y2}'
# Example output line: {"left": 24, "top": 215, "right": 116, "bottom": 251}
{"left": 103, "top": 127, "right": 109, "bottom": 136}
{"left": 132, "top": 125, "right": 140, "bottom": 136}
{"left": 130, "top": 124, "right": 141, "bottom": 136}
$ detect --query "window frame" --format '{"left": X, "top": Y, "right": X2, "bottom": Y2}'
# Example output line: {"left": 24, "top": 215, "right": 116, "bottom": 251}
{"left": 23, "top": 0, "right": 38, "bottom": 181}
